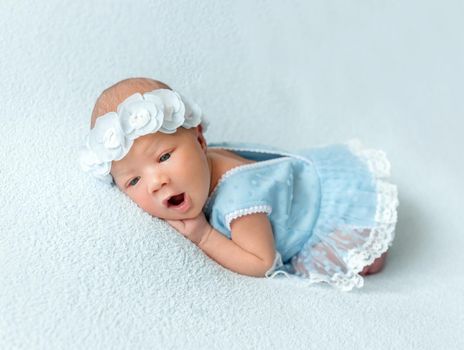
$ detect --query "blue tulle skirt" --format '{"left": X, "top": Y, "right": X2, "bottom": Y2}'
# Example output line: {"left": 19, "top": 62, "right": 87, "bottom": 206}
{"left": 265, "top": 139, "right": 399, "bottom": 291}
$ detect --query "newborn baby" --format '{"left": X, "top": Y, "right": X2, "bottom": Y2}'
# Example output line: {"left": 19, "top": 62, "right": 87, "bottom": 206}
{"left": 80, "top": 77, "right": 398, "bottom": 291}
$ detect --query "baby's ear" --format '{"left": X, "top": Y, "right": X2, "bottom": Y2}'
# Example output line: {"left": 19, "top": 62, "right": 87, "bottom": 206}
{"left": 195, "top": 125, "right": 207, "bottom": 151}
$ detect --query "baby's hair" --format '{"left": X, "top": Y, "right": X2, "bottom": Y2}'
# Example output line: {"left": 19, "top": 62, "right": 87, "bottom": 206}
{"left": 90, "top": 77, "right": 171, "bottom": 128}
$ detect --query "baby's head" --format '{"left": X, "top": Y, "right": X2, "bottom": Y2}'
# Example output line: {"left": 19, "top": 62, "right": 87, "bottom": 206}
{"left": 80, "top": 77, "right": 212, "bottom": 220}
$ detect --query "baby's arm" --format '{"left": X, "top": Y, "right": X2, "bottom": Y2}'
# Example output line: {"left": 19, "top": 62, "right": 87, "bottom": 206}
{"left": 168, "top": 213, "right": 276, "bottom": 277}
{"left": 199, "top": 213, "right": 276, "bottom": 277}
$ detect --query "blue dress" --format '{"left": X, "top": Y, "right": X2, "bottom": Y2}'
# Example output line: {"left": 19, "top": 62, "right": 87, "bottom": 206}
{"left": 203, "top": 139, "right": 399, "bottom": 291}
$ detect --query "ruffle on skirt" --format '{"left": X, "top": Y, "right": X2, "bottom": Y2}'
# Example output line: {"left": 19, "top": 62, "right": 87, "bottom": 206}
{"left": 264, "top": 139, "right": 399, "bottom": 292}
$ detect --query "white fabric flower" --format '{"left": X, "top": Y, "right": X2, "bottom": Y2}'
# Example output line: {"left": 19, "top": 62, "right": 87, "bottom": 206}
{"left": 180, "top": 93, "right": 202, "bottom": 129}
{"left": 79, "top": 139, "right": 113, "bottom": 184}
{"left": 79, "top": 88, "right": 207, "bottom": 184}
{"left": 87, "top": 112, "right": 133, "bottom": 162}
{"left": 117, "top": 93, "right": 165, "bottom": 140}
{"left": 150, "top": 89, "right": 186, "bottom": 133}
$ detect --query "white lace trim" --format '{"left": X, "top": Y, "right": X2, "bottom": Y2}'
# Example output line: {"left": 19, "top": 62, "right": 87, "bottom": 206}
{"left": 339, "top": 139, "right": 399, "bottom": 274}
{"left": 347, "top": 139, "right": 391, "bottom": 178}
{"left": 225, "top": 205, "right": 273, "bottom": 230}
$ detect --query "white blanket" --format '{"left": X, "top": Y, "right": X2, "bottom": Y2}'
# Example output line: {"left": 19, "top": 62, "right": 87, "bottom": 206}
{"left": 1, "top": 0, "right": 463, "bottom": 348}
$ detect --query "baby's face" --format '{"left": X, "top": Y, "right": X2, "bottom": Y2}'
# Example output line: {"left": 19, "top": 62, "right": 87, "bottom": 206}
{"left": 110, "top": 127, "right": 211, "bottom": 220}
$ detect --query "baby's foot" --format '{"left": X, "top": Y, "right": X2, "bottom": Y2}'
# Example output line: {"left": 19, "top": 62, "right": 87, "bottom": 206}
{"left": 359, "top": 252, "right": 388, "bottom": 276}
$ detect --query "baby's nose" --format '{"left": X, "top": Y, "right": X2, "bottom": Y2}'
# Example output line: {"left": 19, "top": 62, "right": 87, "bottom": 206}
{"left": 148, "top": 174, "right": 169, "bottom": 193}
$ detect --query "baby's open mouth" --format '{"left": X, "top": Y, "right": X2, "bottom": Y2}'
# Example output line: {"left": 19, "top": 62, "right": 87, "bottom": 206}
{"left": 167, "top": 193, "right": 185, "bottom": 207}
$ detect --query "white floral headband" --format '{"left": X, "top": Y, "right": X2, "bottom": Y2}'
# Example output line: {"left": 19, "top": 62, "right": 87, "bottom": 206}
{"left": 79, "top": 88, "right": 207, "bottom": 184}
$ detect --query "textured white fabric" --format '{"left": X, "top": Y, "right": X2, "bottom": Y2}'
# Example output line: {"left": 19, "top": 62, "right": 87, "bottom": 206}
{"left": 1, "top": 1, "right": 464, "bottom": 349}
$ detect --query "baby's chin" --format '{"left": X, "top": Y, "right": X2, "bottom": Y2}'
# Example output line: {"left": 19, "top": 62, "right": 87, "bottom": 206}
{"left": 155, "top": 207, "right": 204, "bottom": 221}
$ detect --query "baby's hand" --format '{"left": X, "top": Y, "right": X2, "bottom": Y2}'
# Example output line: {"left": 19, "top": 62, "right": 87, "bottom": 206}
{"left": 166, "top": 212, "right": 212, "bottom": 246}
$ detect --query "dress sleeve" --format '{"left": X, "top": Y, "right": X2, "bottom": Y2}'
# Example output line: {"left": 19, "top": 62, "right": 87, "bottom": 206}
{"left": 206, "top": 161, "right": 279, "bottom": 239}
{"left": 224, "top": 203, "right": 272, "bottom": 231}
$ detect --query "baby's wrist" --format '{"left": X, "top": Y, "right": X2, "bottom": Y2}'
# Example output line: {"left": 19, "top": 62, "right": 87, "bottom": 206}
{"left": 197, "top": 225, "right": 213, "bottom": 248}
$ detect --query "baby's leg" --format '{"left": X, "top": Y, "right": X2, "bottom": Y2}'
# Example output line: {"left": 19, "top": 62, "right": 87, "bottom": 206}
{"left": 359, "top": 252, "right": 388, "bottom": 276}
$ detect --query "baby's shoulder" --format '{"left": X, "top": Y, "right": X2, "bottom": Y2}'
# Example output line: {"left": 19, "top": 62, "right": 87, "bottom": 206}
{"left": 208, "top": 148, "right": 254, "bottom": 167}
{"left": 207, "top": 149, "right": 256, "bottom": 189}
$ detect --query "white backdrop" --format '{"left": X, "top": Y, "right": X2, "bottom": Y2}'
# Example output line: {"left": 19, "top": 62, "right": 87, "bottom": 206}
{"left": 1, "top": 0, "right": 463, "bottom": 349}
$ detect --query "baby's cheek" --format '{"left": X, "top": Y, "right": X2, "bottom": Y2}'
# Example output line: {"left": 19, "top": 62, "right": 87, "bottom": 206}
{"left": 176, "top": 154, "right": 193, "bottom": 170}
{"left": 134, "top": 193, "right": 152, "bottom": 212}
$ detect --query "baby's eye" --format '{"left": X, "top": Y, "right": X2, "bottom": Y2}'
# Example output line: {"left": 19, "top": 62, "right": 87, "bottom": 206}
{"left": 159, "top": 152, "right": 171, "bottom": 162}
{"left": 128, "top": 177, "right": 140, "bottom": 187}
